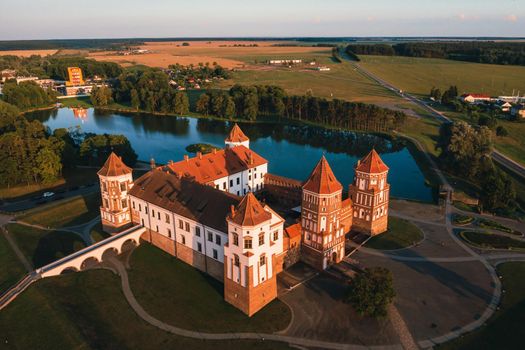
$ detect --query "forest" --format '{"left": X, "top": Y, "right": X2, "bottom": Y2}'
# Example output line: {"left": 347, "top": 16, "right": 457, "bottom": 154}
{"left": 346, "top": 42, "right": 525, "bottom": 66}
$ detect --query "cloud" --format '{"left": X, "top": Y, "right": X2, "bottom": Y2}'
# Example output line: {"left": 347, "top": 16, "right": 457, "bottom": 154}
{"left": 458, "top": 14, "right": 467, "bottom": 21}
{"left": 504, "top": 14, "right": 518, "bottom": 22}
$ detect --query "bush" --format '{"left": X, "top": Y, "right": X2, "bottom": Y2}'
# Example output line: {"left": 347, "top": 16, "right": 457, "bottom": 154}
{"left": 346, "top": 267, "right": 395, "bottom": 318}
{"left": 496, "top": 126, "right": 509, "bottom": 137}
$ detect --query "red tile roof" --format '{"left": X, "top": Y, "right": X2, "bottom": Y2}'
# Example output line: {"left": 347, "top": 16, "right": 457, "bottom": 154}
{"left": 461, "top": 93, "right": 491, "bottom": 99}
{"left": 129, "top": 170, "right": 240, "bottom": 232}
{"left": 165, "top": 145, "right": 267, "bottom": 184}
{"left": 228, "top": 192, "right": 271, "bottom": 226}
{"left": 303, "top": 156, "right": 342, "bottom": 194}
{"left": 97, "top": 152, "right": 133, "bottom": 177}
{"left": 225, "top": 123, "right": 249, "bottom": 143}
{"left": 284, "top": 223, "right": 302, "bottom": 239}
{"left": 355, "top": 149, "right": 389, "bottom": 174}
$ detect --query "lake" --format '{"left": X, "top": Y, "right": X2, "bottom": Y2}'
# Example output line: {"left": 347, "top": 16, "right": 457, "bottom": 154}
{"left": 28, "top": 108, "right": 434, "bottom": 202}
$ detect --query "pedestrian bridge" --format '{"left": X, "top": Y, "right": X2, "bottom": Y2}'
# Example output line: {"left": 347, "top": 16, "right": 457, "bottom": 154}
{"left": 36, "top": 225, "right": 146, "bottom": 278}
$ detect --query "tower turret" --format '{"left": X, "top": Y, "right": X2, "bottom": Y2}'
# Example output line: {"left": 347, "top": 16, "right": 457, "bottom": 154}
{"left": 98, "top": 152, "right": 134, "bottom": 234}
{"left": 225, "top": 123, "right": 250, "bottom": 149}
{"left": 348, "top": 149, "right": 390, "bottom": 235}
{"left": 224, "top": 193, "right": 284, "bottom": 316}
{"left": 300, "top": 156, "right": 345, "bottom": 270}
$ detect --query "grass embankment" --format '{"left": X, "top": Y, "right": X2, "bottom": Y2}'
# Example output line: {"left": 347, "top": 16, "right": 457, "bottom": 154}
{"left": 128, "top": 244, "right": 291, "bottom": 333}
{"left": 477, "top": 219, "right": 521, "bottom": 236}
{"left": 6, "top": 223, "right": 86, "bottom": 268}
{"left": 459, "top": 231, "right": 525, "bottom": 251}
{"left": 0, "top": 167, "right": 99, "bottom": 201}
{"left": 18, "top": 192, "right": 100, "bottom": 228}
{"left": 0, "top": 231, "right": 27, "bottom": 294}
{"left": 365, "top": 217, "right": 424, "bottom": 250}
{"left": 90, "top": 222, "right": 110, "bottom": 243}
{"left": 0, "top": 270, "right": 290, "bottom": 350}
{"left": 440, "top": 262, "right": 525, "bottom": 350}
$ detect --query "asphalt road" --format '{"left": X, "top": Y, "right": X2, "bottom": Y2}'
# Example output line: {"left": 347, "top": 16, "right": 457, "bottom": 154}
{"left": 0, "top": 185, "right": 99, "bottom": 213}
{"left": 351, "top": 61, "right": 525, "bottom": 180}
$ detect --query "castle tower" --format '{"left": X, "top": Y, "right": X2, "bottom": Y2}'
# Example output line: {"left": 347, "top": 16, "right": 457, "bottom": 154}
{"left": 225, "top": 123, "right": 250, "bottom": 149}
{"left": 98, "top": 152, "right": 134, "bottom": 234}
{"left": 224, "top": 193, "right": 284, "bottom": 316}
{"left": 348, "top": 149, "right": 390, "bottom": 236}
{"left": 300, "top": 156, "right": 346, "bottom": 270}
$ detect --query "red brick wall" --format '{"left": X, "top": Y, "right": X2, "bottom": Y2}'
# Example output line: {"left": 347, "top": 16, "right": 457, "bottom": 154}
{"left": 176, "top": 242, "right": 206, "bottom": 272}
{"left": 206, "top": 256, "right": 224, "bottom": 281}
{"left": 143, "top": 229, "right": 176, "bottom": 256}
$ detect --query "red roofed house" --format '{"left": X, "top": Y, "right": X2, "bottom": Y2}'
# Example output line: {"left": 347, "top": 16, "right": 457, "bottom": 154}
{"left": 349, "top": 149, "right": 390, "bottom": 235}
{"left": 460, "top": 93, "right": 491, "bottom": 104}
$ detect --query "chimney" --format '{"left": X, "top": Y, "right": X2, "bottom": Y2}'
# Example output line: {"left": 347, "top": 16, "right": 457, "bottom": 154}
{"left": 184, "top": 154, "right": 189, "bottom": 162}
{"left": 197, "top": 151, "right": 202, "bottom": 160}
{"left": 230, "top": 204, "right": 235, "bottom": 217}
{"left": 150, "top": 157, "right": 156, "bottom": 169}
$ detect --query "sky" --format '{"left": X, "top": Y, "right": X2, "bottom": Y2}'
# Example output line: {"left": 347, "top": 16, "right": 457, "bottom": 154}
{"left": 1, "top": 0, "right": 524, "bottom": 40}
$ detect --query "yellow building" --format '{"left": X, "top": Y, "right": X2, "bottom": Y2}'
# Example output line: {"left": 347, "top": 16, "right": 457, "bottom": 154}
{"left": 66, "top": 67, "right": 85, "bottom": 86}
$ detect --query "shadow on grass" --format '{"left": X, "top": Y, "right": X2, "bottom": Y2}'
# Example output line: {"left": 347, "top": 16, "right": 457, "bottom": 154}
{"left": 32, "top": 231, "right": 86, "bottom": 268}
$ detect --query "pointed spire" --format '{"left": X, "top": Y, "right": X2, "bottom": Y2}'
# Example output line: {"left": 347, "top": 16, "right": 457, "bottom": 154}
{"left": 228, "top": 192, "right": 271, "bottom": 226}
{"left": 302, "top": 156, "right": 342, "bottom": 194}
{"left": 97, "top": 152, "right": 133, "bottom": 177}
{"left": 225, "top": 123, "right": 249, "bottom": 143}
{"left": 355, "top": 149, "right": 389, "bottom": 173}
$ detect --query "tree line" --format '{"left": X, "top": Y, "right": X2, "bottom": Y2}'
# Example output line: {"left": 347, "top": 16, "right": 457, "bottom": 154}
{"left": 347, "top": 42, "right": 525, "bottom": 66}
{"left": 112, "top": 70, "right": 189, "bottom": 114}
{"left": 2, "top": 81, "right": 57, "bottom": 110}
{"left": 437, "top": 121, "right": 516, "bottom": 213}
{"left": 195, "top": 84, "right": 407, "bottom": 132}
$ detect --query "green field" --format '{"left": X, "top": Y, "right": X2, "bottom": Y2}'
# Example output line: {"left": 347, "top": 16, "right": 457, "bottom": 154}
{"left": 129, "top": 244, "right": 291, "bottom": 333}
{"left": 0, "top": 270, "right": 291, "bottom": 350}
{"left": 18, "top": 192, "right": 100, "bottom": 228}
{"left": 459, "top": 231, "right": 525, "bottom": 251}
{"left": 6, "top": 223, "right": 86, "bottom": 268}
{"left": 365, "top": 217, "right": 424, "bottom": 250}
{"left": 0, "top": 231, "right": 27, "bottom": 294}
{"left": 440, "top": 262, "right": 525, "bottom": 350}
{"left": 359, "top": 55, "right": 525, "bottom": 97}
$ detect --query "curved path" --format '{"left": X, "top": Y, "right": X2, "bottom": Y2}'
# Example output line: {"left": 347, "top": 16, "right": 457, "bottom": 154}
{"left": 107, "top": 256, "right": 403, "bottom": 350}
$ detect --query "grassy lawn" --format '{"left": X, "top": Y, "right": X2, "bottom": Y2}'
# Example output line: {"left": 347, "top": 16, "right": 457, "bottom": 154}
{"left": 459, "top": 231, "right": 525, "bottom": 251}
{"left": 90, "top": 222, "right": 110, "bottom": 242}
{"left": 18, "top": 193, "right": 100, "bottom": 228}
{"left": 6, "top": 223, "right": 86, "bottom": 268}
{"left": 128, "top": 244, "right": 291, "bottom": 333}
{"left": 477, "top": 219, "right": 521, "bottom": 236}
{"left": 0, "top": 167, "right": 99, "bottom": 201}
{"left": 440, "top": 262, "right": 525, "bottom": 350}
{"left": 59, "top": 96, "right": 93, "bottom": 108}
{"left": 365, "top": 217, "right": 424, "bottom": 250}
{"left": 0, "top": 270, "right": 290, "bottom": 350}
{"left": 452, "top": 214, "right": 474, "bottom": 226}
{"left": 359, "top": 55, "right": 525, "bottom": 97}
{"left": 0, "top": 231, "right": 27, "bottom": 294}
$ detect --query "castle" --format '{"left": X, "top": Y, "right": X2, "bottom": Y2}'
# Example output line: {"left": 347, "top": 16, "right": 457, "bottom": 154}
{"left": 98, "top": 124, "right": 390, "bottom": 316}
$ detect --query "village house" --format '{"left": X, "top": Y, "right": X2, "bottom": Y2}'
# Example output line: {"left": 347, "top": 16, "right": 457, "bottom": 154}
{"left": 460, "top": 93, "right": 492, "bottom": 104}
{"left": 97, "top": 124, "right": 391, "bottom": 316}
{"left": 511, "top": 104, "right": 525, "bottom": 118}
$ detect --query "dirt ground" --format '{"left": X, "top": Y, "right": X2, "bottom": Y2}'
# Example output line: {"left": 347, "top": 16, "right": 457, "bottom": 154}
{"left": 88, "top": 40, "right": 331, "bottom": 69}
{"left": 0, "top": 49, "right": 58, "bottom": 57}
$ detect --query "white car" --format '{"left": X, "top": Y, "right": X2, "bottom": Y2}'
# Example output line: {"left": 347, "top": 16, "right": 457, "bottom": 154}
{"left": 42, "top": 192, "right": 55, "bottom": 198}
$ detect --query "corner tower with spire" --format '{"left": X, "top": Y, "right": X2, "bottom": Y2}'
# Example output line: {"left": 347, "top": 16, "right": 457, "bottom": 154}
{"left": 98, "top": 152, "right": 134, "bottom": 234}
{"left": 349, "top": 149, "right": 390, "bottom": 235}
{"left": 223, "top": 192, "right": 284, "bottom": 316}
{"left": 300, "top": 156, "right": 346, "bottom": 270}
{"left": 225, "top": 123, "right": 250, "bottom": 149}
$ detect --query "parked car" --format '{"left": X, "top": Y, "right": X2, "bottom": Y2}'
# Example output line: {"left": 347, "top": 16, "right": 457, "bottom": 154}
{"left": 42, "top": 192, "right": 55, "bottom": 198}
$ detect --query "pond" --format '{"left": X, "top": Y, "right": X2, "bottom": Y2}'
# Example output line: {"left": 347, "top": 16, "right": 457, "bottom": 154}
{"left": 28, "top": 108, "right": 434, "bottom": 202}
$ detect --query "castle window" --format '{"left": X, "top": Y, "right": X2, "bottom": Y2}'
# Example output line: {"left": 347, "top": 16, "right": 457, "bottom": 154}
{"left": 165, "top": 214, "right": 170, "bottom": 224}
{"left": 273, "top": 231, "right": 278, "bottom": 241}
{"left": 237, "top": 177, "right": 240, "bottom": 185}
{"left": 249, "top": 175, "right": 251, "bottom": 181}
{"left": 215, "top": 184, "right": 219, "bottom": 189}
{"left": 167, "top": 229, "right": 172, "bottom": 238}
{"left": 152, "top": 209, "right": 155, "bottom": 217}
{"left": 197, "top": 242, "right": 202, "bottom": 252}
{"left": 132, "top": 201, "right": 135, "bottom": 209}
{"left": 258, "top": 233, "right": 265, "bottom": 246}
{"left": 208, "top": 232, "right": 213, "bottom": 242}
{"left": 230, "top": 179, "right": 233, "bottom": 187}
{"left": 260, "top": 254, "right": 266, "bottom": 266}
{"left": 244, "top": 238, "right": 252, "bottom": 249}
{"left": 120, "top": 182, "right": 126, "bottom": 191}
{"left": 223, "top": 182, "right": 226, "bottom": 190}
{"left": 232, "top": 233, "right": 239, "bottom": 246}
{"left": 179, "top": 220, "right": 184, "bottom": 229}
{"left": 156, "top": 225, "right": 159, "bottom": 232}
{"left": 121, "top": 199, "right": 127, "bottom": 209}
{"left": 145, "top": 207, "right": 149, "bottom": 215}
{"left": 157, "top": 212, "right": 160, "bottom": 220}
{"left": 213, "top": 249, "right": 218, "bottom": 260}
{"left": 139, "top": 203, "right": 142, "bottom": 212}
{"left": 185, "top": 222, "right": 190, "bottom": 232}
{"left": 254, "top": 173, "right": 257, "bottom": 179}
{"left": 181, "top": 235, "right": 186, "bottom": 245}
{"left": 104, "top": 198, "right": 109, "bottom": 208}
{"left": 234, "top": 254, "right": 240, "bottom": 267}
{"left": 102, "top": 182, "right": 107, "bottom": 191}
{"left": 215, "top": 234, "right": 221, "bottom": 245}
{"left": 196, "top": 227, "right": 201, "bottom": 237}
